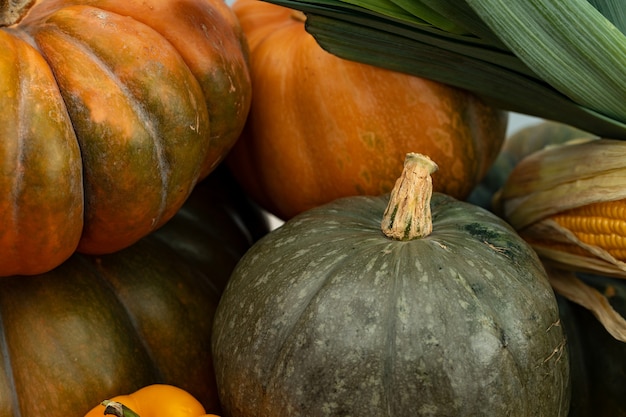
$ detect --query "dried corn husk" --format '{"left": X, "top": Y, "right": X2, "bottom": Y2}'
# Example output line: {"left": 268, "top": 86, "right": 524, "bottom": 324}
{"left": 548, "top": 267, "right": 626, "bottom": 342}
{"left": 494, "top": 138, "right": 626, "bottom": 277}
{"left": 495, "top": 137, "right": 626, "bottom": 341}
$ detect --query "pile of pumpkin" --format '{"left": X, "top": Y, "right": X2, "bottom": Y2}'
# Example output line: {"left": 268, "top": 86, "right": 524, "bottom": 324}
{"left": 1, "top": 0, "right": 625, "bottom": 415}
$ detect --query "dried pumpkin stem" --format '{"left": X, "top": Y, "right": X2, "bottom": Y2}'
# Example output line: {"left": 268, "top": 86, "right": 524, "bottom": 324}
{"left": 291, "top": 9, "right": 306, "bottom": 22}
{"left": 0, "top": 0, "right": 35, "bottom": 26}
{"left": 382, "top": 153, "right": 438, "bottom": 240}
{"left": 102, "top": 400, "right": 141, "bottom": 417}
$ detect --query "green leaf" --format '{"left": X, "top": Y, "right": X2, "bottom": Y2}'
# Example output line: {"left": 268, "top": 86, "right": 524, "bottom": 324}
{"left": 385, "top": 0, "right": 469, "bottom": 34}
{"left": 588, "top": 0, "right": 626, "bottom": 34}
{"left": 464, "top": 0, "right": 626, "bottom": 126}
{"left": 338, "top": 0, "right": 416, "bottom": 23}
{"left": 409, "top": 0, "right": 504, "bottom": 44}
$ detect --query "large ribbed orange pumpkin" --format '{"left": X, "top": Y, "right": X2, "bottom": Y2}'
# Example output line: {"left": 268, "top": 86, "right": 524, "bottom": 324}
{"left": 226, "top": 0, "right": 508, "bottom": 220}
{"left": 0, "top": 0, "right": 251, "bottom": 276}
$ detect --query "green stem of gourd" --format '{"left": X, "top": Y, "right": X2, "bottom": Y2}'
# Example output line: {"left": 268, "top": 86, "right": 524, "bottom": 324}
{"left": 381, "top": 153, "right": 438, "bottom": 240}
{"left": 102, "top": 400, "right": 141, "bottom": 417}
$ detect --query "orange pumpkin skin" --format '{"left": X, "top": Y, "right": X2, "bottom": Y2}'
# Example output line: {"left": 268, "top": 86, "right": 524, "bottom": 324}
{"left": 227, "top": 0, "right": 508, "bottom": 220}
{"left": 0, "top": 0, "right": 250, "bottom": 275}
{"left": 0, "top": 29, "right": 84, "bottom": 275}
{"left": 84, "top": 385, "right": 209, "bottom": 417}
{"left": 22, "top": 0, "right": 253, "bottom": 178}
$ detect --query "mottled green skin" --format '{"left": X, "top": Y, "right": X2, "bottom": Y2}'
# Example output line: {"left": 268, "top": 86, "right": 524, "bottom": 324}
{"left": 213, "top": 193, "right": 570, "bottom": 417}
{"left": 0, "top": 169, "right": 269, "bottom": 417}
{"left": 558, "top": 273, "right": 626, "bottom": 417}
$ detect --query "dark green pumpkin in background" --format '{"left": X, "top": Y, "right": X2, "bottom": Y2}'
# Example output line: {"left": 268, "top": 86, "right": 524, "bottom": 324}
{"left": 558, "top": 274, "right": 626, "bottom": 417}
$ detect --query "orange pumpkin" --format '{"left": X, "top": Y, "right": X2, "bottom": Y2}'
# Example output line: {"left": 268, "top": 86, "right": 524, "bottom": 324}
{"left": 0, "top": 0, "right": 250, "bottom": 275}
{"left": 226, "top": 0, "right": 508, "bottom": 220}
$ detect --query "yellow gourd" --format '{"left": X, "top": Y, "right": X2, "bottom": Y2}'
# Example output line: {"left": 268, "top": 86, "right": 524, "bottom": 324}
{"left": 84, "top": 385, "right": 219, "bottom": 417}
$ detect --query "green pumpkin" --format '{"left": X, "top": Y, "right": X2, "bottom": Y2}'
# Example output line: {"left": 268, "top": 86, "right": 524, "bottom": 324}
{"left": 557, "top": 274, "right": 626, "bottom": 417}
{"left": 464, "top": 121, "right": 625, "bottom": 416}
{"left": 212, "top": 153, "right": 569, "bottom": 417}
{"left": 0, "top": 166, "right": 269, "bottom": 417}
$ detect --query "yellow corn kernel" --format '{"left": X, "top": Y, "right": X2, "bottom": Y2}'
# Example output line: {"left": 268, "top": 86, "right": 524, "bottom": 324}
{"left": 549, "top": 199, "right": 626, "bottom": 261}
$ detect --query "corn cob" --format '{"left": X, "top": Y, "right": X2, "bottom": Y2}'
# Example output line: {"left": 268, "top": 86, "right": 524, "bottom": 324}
{"left": 492, "top": 137, "right": 626, "bottom": 278}
{"left": 549, "top": 199, "right": 626, "bottom": 262}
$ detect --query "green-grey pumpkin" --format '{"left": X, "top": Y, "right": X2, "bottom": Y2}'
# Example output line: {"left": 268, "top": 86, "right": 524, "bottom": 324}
{"left": 212, "top": 153, "right": 570, "bottom": 417}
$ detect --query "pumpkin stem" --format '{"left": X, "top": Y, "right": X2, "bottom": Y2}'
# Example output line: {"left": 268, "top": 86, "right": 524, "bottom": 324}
{"left": 0, "top": 0, "right": 35, "bottom": 26}
{"left": 381, "top": 153, "right": 438, "bottom": 240}
{"left": 102, "top": 400, "right": 141, "bottom": 417}
{"left": 291, "top": 10, "right": 306, "bottom": 23}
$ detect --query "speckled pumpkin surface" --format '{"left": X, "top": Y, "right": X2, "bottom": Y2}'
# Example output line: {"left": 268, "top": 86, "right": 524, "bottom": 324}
{"left": 212, "top": 191, "right": 570, "bottom": 417}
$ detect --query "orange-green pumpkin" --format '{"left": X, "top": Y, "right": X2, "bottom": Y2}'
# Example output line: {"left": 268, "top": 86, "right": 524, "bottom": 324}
{"left": 0, "top": 167, "right": 269, "bottom": 417}
{"left": 0, "top": 0, "right": 251, "bottom": 276}
{"left": 226, "top": 0, "right": 508, "bottom": 220}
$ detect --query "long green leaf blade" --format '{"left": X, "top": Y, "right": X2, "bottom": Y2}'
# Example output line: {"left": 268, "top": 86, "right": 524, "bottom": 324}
{"left": 415, "top": 0, "right": 505, "bottom": 46}
{"left": 588, "top": 0, "right": 626, "bottom": 34}
{"left": 337, "top": 0, "right": 416, "bottom": 23}
{"left": 271, "top": 0, "right": 536, "bottom": 75}
{"left": 385, "top": 0, "right": 469, "bottom": 34}
{"left": 465, "top": 0, "right": 626, "bottom": 124}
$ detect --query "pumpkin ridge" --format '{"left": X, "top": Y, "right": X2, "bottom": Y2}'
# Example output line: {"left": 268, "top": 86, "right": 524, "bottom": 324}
{"left": 11, "top": 55, "right": 27, "bottom": 234}
{"left": 0, "top": 29, "right": 84, "bottom": 275}
{"left": 34, "top": 19, "right": 172, "bottom": 227}
{"left": 249, "top": 224, "right": 394, "bottom": 379}
{"left": 427, "top": 233, "right": 566, "bottom": 413}
{"left": 263, "top": 227, "right": 410, "bottom": 387}
{"left": 387, "top": 202, "right": 563, "bottom": 410}
{"left": 260, "top": 239, "right": 391, "bottom": 409}
{"left": 264, "top": 247, "right": 351, "bottom": 388}
{"left": 381, "top": 243, "right": 404, "bottom": 415}
{"left": 412, "top": 252, "right": 533, "bottom": 413}
{"left": 84, "top": 254, "right": 165, "bottom": 382}
{"left": 442, "top": 266, "right": 529, "bottom": 399}
{"left": 25, "top": 3, "right": 212, "bottom": 255}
